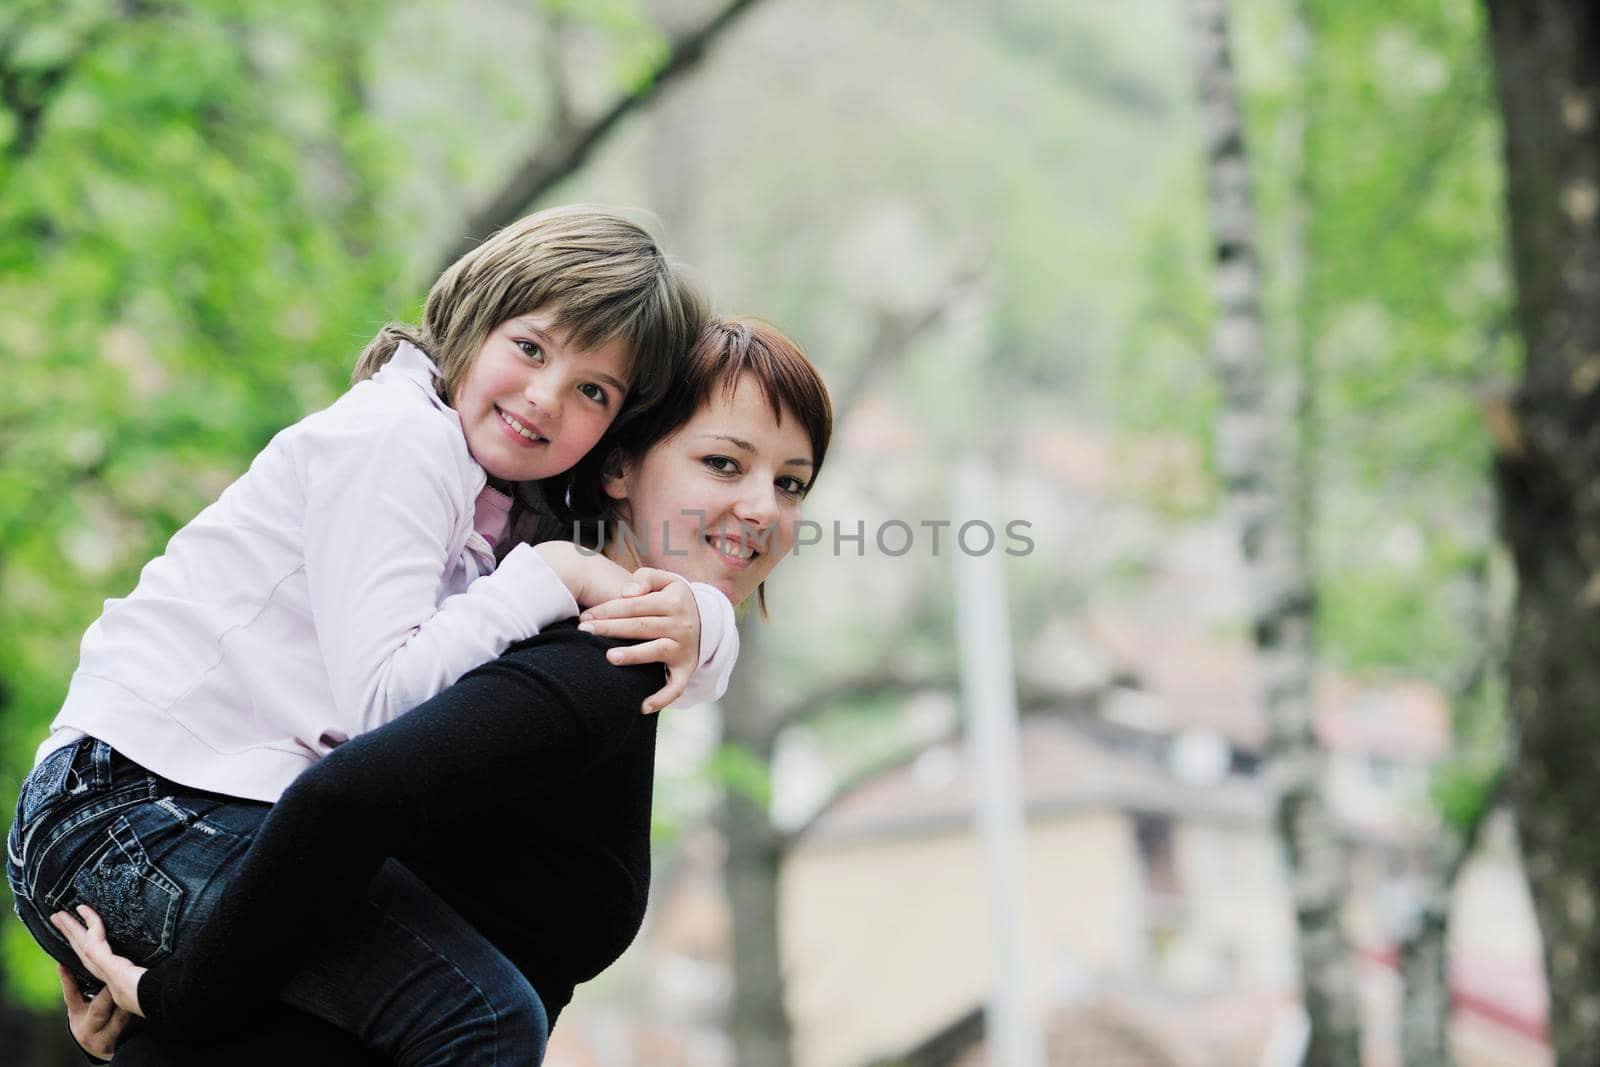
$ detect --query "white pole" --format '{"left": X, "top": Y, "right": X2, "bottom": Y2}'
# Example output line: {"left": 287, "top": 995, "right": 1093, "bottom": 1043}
{"left": 954, "top": 457, "right": 1046, "bottom": 1067}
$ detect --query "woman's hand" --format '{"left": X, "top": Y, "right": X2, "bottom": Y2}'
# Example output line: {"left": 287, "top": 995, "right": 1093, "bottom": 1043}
{"left": 578, "top": 567, "right": 702, "bottom": 714}
{"left": 59, "top": 964, "right": 130, "bottom": 1063}
{"left": 51, "top": 906, "right": 146, "bottom": 1019}
{"left": 533, "top": 541, "right": 633, "bottom": 608}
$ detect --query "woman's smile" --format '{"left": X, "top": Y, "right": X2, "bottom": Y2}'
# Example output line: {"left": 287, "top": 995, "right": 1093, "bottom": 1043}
{"left": 605, "top": 373, "right": 814, "bottom": 605}
{"left": 708, "top": 534, "right": 758, "bottom": 564}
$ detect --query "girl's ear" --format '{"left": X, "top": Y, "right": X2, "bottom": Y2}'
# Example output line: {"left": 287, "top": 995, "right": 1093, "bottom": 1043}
{"left": 601, "top": 450, "right": 633, "bottom": 502}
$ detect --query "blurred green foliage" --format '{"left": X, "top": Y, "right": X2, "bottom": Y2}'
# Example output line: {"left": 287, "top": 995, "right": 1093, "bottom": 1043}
{"left": 0, "top": 0, "right": 406, "bottom": 1007}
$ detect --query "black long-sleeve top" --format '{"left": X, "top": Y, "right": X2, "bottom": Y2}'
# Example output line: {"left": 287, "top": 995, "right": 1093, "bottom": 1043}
{"left": 137, "top": 622, "right": 662, "bottom": 1034}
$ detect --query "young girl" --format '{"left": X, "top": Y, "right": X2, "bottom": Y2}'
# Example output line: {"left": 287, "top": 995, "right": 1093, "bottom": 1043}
{"left": 53, "top": 318, "right": 832, "bottom": 1066}
{"left": 5, "top": 206, "right": 742, "bottom": 1060}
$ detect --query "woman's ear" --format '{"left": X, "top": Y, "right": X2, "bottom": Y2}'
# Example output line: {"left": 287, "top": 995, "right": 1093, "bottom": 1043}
{"left": 601, "top": 450, "right": 633, "bottom": 502}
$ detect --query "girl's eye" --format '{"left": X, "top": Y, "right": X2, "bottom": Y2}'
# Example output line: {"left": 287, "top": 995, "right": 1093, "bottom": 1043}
{"left": 778, "top": 476, "right": 809, "bottom": 497}
{"left": 515, "top": 339, "right": 544, "bottom": 362}
{"left": 577, "top": 383, "right": 609, "bottom": 405}
{"left": 703, "top": 455, "right": 738, "bottom": 474}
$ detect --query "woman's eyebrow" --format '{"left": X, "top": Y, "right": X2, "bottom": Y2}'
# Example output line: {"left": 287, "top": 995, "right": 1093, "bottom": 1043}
{"left": 699, "top": 433, "right": 812, "bottom": 467}
{"left": 700, "top": 433, "right": 755, "bottom": 452}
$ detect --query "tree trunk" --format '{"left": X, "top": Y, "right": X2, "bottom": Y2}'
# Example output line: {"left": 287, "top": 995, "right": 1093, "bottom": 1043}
{"left": 1399, "top": 903, "right": 1452, "bottom": 1067}
{"left": 1185, "top": 1, "right": 1362, "bottom": 1063}
{"left": 1482, "top": 3, "right": 1600, "bottom": 1063}
{"left": 1396, "top": 546, "right": 1507, "bottom": 1067}
{"left": 646, "top": 0, "right": 711, "bottom": 268}
{"left": 715, "top": 621, "right": 794, "bottom": 1067}
{"left": 1398, "top": 789, "right": 1500, "bottom": 1067}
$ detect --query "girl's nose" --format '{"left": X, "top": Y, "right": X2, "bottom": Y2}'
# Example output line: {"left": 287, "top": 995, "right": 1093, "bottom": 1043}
{"left": 523, "top": 374, "right": 561, "bottom": 423}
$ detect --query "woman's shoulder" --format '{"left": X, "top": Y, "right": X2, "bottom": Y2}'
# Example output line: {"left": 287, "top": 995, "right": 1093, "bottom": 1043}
{"left": 504, "top": 621, "right": 626, "bottom": 662}
{"left": 498, "top": 625, "right": 662, "bottom": 703}
{"left": 465, "top": 624, "right": 660, "bottom": 751}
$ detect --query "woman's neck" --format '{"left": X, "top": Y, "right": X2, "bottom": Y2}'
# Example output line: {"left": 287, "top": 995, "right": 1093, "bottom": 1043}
{"left": 600, "top": 512, "right": 641, "bottom": 572}
{"left": 601, "top": 538, "right": 640, "bottom": 572}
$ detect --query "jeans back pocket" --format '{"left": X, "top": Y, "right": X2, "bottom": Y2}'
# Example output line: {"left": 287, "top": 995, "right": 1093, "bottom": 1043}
{"left": 17, "top": 742, "right": 80, "bottom": 828}
{"left": 50, "top": 814, "right": 184, "bottom": 966}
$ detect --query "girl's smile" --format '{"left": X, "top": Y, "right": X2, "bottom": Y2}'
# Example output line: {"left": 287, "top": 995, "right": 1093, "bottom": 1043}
{"left": 454, "top": 312, "right": 633, "bottom": 484}
{"left": 494, "top": 406, "right": 548, "bottom": 446}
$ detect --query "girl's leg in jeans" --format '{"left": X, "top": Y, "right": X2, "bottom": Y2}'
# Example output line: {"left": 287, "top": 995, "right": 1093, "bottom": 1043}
{"left": 119, "top": 858, "right": 542, "bottom": 1067}
{"left": 10, "top": 744, "right": 546, "bottom": 1066}
{"left": 135, "top": 633, "right": 656, "bottom": 1053}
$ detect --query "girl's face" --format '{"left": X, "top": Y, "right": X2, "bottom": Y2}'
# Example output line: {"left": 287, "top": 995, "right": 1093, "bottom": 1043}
{"left": 453, "top": 311, "right": 633, "bottom": 485}
{"left": 606, "top": 374, "right": 815, "bottom": 606}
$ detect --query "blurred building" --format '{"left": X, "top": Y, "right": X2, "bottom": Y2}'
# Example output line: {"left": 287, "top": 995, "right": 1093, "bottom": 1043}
{"left": 773, "top": 694, "right": 1544, "bottom": 1067}
{"left": 779, "top": 708, "right": 1287, "bottom": 1067}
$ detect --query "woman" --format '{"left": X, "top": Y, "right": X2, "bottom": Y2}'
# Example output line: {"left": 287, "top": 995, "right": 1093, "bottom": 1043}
{"left": 45, "top": 317, "right": 831, "bottom": 1064}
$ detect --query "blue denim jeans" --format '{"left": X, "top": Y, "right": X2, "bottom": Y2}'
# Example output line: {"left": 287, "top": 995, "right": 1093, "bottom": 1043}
{"left": 7, "top": 738, "right": 547, "bottom": 1066}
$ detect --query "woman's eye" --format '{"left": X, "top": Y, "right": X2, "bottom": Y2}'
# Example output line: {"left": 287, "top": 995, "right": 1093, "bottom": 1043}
{"left": 515, "top": 340, "right": 544, "bottom": 362}
{"left": 703, "top": 456, "right": 737, "bottom": 474}
{"left": 578, "top": 383, "right": 608, "bottom": 405}
{"left": 778, "top": 477, "right": 809, "bottom": 496}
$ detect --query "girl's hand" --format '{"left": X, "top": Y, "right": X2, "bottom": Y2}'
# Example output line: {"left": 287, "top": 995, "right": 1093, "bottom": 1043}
{"left": 532, "top": 541, "right": 633, "bottom": 609}
{"left": 578, "top": 568, "right": 701, "bottom": 714}
{"left": 51, "top": 906, "right": 146, "bottom": 1018}
{"left": 59, "top": 964, "right": 130, "bottom": 1063}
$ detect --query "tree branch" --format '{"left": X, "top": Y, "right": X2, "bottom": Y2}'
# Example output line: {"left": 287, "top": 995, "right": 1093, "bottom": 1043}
{"left": 777, "top": 719, "right": 964, "bottom": 851}
{"left": 434, "top": 0, "right": 768, "bottom": 275}
{"left": 830, "top": 265, "right": 985, "bottom": 428}
{"left": 774, "top": 674, "right": 1099, "bottom": 851}
{"left": 1440, "top": 767, "right": 1507, "bottom": 892}
{"left": 766, "top": 661, "right": 1074, "bottom": 741}
{"left": 767, "top": 662, "right": 960, "bottom": 738}
{"left": 539, "top": 4, "right": 576, "bottom": 139}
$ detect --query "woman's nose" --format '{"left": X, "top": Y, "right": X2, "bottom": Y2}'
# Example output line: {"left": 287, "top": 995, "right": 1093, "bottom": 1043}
{"left": 734, "top": 484, "right": 780, "bottom": 529}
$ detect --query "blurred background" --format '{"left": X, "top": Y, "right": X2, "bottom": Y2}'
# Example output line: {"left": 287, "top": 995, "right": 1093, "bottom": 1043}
{"left": 0, "top": 0, "right": 1555, "bottom": 1065}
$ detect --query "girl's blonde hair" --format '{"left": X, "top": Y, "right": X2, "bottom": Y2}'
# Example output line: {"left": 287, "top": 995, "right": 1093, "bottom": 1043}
{"left": 353, "top": 205, "right": 707, "bottom": 421}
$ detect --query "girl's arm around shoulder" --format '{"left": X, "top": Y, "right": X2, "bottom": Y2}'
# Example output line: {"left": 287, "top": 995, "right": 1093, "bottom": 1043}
{"left": 298, "top": 407, "right": 579, "bottom": 736}
{"left": 679, "top": 580, "right": 738, "bottom": 705}
{"left": 576, "top": 573, "right": 739, "bottom": 709}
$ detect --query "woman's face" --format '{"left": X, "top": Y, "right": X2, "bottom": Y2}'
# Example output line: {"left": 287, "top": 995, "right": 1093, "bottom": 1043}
{"left": 453, "top": 311, "right": 633, "bottom": 486}
{"left": 606, "top": 373, "right": 815, "bottom": 605}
